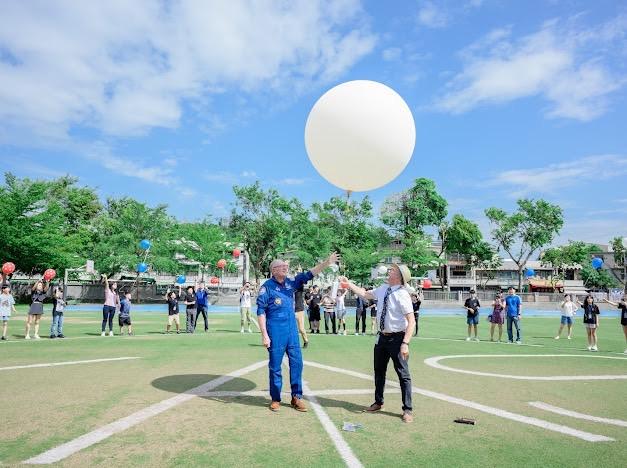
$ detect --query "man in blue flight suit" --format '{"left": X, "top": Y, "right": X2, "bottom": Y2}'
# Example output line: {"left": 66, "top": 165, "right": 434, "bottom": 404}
{"left": 257, "top": 252, "right": 339, "bottom": 412}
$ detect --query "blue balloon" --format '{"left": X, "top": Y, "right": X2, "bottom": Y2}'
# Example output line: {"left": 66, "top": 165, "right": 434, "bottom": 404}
{"left": 525, "top": 268, "right": 535, "bottom": 277}
{"left": 176, "top": 275, "right": 186, "bottom": 284}
{"left": 139, "top": 239, "right": 151, "bottom": 250}
{"left": 591, "top": 257, "right": 603, "bottom": 269}
{"left": 136, "top": 262, "right": 148, "bottom": 273}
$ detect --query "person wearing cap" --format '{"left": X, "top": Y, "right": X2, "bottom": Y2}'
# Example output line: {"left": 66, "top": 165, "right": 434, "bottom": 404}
{"left": 257, "top": 252, "right": 339, "bottom": 412}
{"left": 463, "top": 289, "right": 481, "bottom": 342}
{"left": 339, "top": 264, "right": 415, "bottom": 423}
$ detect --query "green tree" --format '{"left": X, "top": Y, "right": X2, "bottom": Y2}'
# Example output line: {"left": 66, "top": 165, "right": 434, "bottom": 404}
{"left": 485, "top": 199, "right": 564, "bottom": 291}
{"left": 581, "top": 265, "right": 618, "bottom": 291}
{"left": 173, "top": 221, "right": 229, "bottom": 280}
{"left": 0, "top": 173, "right": 101, "bottom": 275}
{"left": 381, "top": 178, "right": 447, "bottom": 237}
{"left": 541, "top": 241, "right": 601, "bottom": 288}
{"left": 609, "top": 237, "right": 626, "bottom": 291}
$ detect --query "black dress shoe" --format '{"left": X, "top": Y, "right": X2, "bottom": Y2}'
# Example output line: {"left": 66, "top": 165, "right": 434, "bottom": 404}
{"left": 57, "top": 334, "right": 65, "bottom": 338}
{"left": 49, "top": 334, "right": 56, "bottom": 339}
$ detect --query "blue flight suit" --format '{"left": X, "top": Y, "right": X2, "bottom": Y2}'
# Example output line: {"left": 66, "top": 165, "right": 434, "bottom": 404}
{"left": 256, "top": 270, "right": 314, "bottom": 402}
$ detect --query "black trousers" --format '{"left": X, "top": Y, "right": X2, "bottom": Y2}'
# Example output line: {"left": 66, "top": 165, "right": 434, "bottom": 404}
{"left": 195, "top": 305, "right": 208, "bottom": 331}
{"left": 355, "top": 309, "right": 367, "bottom": 333}
{"left": 374, "top": 333, "right": 412, "bottom": 411}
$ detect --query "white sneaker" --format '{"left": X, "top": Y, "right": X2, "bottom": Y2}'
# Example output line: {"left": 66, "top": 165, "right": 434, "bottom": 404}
{"left": 25, "top": 334, "right": 31, "bottom": 340}
{"left": 554, "top": 336, "right": 560, "bottom": 340}
{"left": 567, "top": 336, "right": 571, "bottom": 340}
{"left": 101, "top": 331, "right": 106, "bottom": 336}
{"left": 587, "top": 346, "right": 592, "bottom": 351}
{"left": 34, "top": 334, "right": 41, "bottom": 340}
{"left": 515, "top": 340, "right": 521, "bottom": 345}
{"left": 591, "top": 345, "right": 598, "bottom": 352}
{"left": 108, "top": 331, "right": 114, "bottom": 336}
{"left": 240, "top": 328, "right": 244, "bottom": 333}
{"left": 344, "top": 331, "right": 347, "bottom": 336}
{"left": 247, "top": 328, "right": 252, "bottom": 333}
{"left": 474, "top": 337, "right": 480, "bottom": 342}
{"left": 623, "top": 349, "right": 627, "bottom": 354}
{"left": 355, "top": 332, "right": 359, "bottom": 336}
{"left": 465, "top": 337, "right": 471, "bottom": 341}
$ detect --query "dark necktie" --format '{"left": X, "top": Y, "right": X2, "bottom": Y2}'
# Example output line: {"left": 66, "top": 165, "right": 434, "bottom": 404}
{"left": 379, "top": 287, "right": 392, "bottom": 332}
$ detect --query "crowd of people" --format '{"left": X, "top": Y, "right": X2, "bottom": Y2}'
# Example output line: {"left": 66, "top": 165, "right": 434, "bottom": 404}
{"left": 0, "top": 271, "right": 626, "bottom": 356}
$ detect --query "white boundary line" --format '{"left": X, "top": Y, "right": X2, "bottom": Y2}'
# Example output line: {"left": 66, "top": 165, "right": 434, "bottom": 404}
{"left": 304, "top": 360, "right": 614, "bottom": 442}
{"left": 423, "top": 354, "right": 627, "bottom": 381}
{"left": 24, "top": 360, "right": 267, "bottom": 465}
{"left": 0, "top": 357, "right": 141, "bottom": 371}
{"left": 529, "top": 402, "right": 627, "bottom": 427}
{"left": 205, "top": 388, "right": 400, "bottom": 398}
{"left": 302, "top": 380, "right": 364, "bottom": 468}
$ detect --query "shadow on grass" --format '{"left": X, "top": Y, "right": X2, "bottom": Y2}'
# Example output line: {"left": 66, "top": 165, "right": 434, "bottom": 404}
{"left": 248, "top": 343, "right": 265, "bottom": 347}
{"left": 151, "top": 374, "right": 257, "bottom": 395}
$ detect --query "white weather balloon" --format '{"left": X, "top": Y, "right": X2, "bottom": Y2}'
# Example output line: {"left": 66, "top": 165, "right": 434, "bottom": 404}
{"left": 305, "top": 80, "right": 416, "bottom": 192}
{"left": 377, "top": 265, "right": 388, "bottom": 276}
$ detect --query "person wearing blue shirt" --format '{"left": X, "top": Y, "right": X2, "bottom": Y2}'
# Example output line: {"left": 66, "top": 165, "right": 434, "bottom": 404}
{"left": 257, "top": 252, "right": 339, "bottom": 412}
{"left": 504, "top": 287, "right": 522, "bottom": 344}
{"left": 194, "top": 282, "right": 209, "bottom": 332}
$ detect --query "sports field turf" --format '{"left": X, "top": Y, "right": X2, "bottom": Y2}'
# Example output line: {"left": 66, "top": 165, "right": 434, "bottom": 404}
{"left": 2, "top": 305, "right": 626, "bottom": 467}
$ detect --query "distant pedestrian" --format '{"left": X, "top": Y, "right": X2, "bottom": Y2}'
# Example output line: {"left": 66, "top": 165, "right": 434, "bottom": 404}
{"left": 164, "top": 286, "right": 181, "bottom": 334}
{"left": 321, "top": 288, "right": 336, "bottom": 334}
{"left": 195, "top": 281, "right": 209, "bottom": 332}
{"left": 294, "top": 284, "right": 309, "bottom": 348}
{"left": 305, "top": 286, "right": 314, "bottom": 332}
{"left": 604, "top": 294, "right": 627, "bottom": 354}
{"left": 578, "top": 295, "right": 600, "bottom": 351}
{"left": 183, "top": 286, "right": 197, "bottom": 333}
{"left": 355, "top": 291, "right": 367, "bottom": 335}
{"left": 50, "top": 287, "right": 66, "bottom": 339}
{"left": 411, "top": 289, "right": 423, "bottom": 337}
{"left": 367, "top": 286, "right": 377, "bottom": 335}
{"left": 335, "top": 288, "right": 348, "bottom": 335}
{"left": 240, "top": 282, "right": 254, "bottom": 333}
{"left": 555, "top": 294, "right": 576, "bottom": 340}
{"left": 307, "top": 285, "right": 322, "bottom": 334}
{"left": 505, "top": 287, "right": 522, "bottom": 344}
{"left": 463, "top": 289, "right": 480, "bottom": 342}
{"left": 0, "top": 284, "right": 16, "bottom": 341}
{"left": 26, "top": 278, "right": 49, "bottom": 340}
{"left": 118, "top": 291, "right": 133, "bottom": 336}
{"left": 101, "top": 275, "right": 119, "bottom": 337}
{"left": 489, "top": 292, "right": 505, "bottom": 342}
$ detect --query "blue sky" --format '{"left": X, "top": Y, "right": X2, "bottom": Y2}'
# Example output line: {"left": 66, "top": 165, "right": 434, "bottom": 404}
{"left": 1, "top": 0, "right": 626, "bottom": 246}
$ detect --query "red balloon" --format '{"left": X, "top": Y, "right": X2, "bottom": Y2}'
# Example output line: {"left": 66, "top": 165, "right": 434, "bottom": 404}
{"left": 217, "top": 259, "right": 227, "bottom": 269}
{"left": 2, "top": 262, "right": 15, "bottom": 275}
{"left": 340, "top": 281, "right": 349, "bottom": 289}
{"left": 422, "top": 278, "right": 432, "bottom": 289}
{"left": 232, "top": 249, "right": 241, "bottom": 258}
{"left": 210, "top": 276, "right": 220, "bottom": 284}
{"left": 44, "top": 268, "right": 56, "bottom": 281}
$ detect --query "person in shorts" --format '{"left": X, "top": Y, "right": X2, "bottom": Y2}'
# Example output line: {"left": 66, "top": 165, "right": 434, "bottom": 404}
{"left": 118, "top": 291, "right": 133, "bottom": 336}
{"left": 489, "top": 292, "right": 505, "bottom": 342}
{"left": 578, "top": 295, "right": 600, "bottom": 351}
{"left": 26, "top": 278, "right": 49, "bottom": 340}
{"left": 604, "top": 294, "right": 627, "bottom": 354}
{"left": 1, "top": 284, "right": 16, "bottom": 341}
{"left": 165, "top": 287, "right": 181, "bottom": 334}
{"left": 240, "top": 282, "right": 254, "bottom": 333}
{"left": 50, "top": 287, "right": 66, "bottom": 338}
{"left": 464, "top": 289, "right": 480, "bottom": 341}
{"left": 555, "top": 294, "right": 577, "bottom": 340}
{"left": 307, "top": 285, "right": 322, "bottom": 334}
{"left": 335, "top": 288, "right": 348, "bottom": 335}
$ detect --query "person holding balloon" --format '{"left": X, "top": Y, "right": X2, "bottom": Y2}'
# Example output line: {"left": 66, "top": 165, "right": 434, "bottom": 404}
{"left": 1, "top": 283, "right": 17, "bottom": 341}
{"left": 257, "top": 252, "right": 339, "bottom": 412}
{"left": 183, "top": 285, "right": 197, "bottom": 334}
{"left": 26, "top": 272, "right": 54, "bottom": 339}
{"left": 194, "top": 281, "right": 209, "bottom": 333}
{"left": 577, "top": 295, "right": 600, "bottom": 351}
{"left": 603, "top": 293, "right": 627, "bottom": 354}
{"left": 101, "top": 274, "right": 120, "bottom": 337}
{"left": 164, "top": 286, "right": 182, "bottom": 334}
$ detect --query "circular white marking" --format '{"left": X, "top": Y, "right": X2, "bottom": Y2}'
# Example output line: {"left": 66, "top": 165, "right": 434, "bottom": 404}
{"left": 423, "top": 354, "right": 627, "bottom": 381}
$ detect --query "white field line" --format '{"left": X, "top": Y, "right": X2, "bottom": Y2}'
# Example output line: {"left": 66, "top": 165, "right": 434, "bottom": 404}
{"left": 302, "top": 380, "right": 364, "bottom": 468}
{"left": 416, "top": 337, "right": 543, "bottom": 347}
{"left": 423, "top": 354, "right": 627, "bottom": 381}
{"left": 24, "top": 360, "right": 267, "bottom": 465}
{"left": 529, "top": 402, "right": 627, "bottom": 427}
{"left": 0, "top": 357, "right": 141, "bottom": 371}
{"left": 303, "top": 360, "right": 614, "bottom": 443}
{"left": 205, "top": 389, "right": 400, "bottom": 398}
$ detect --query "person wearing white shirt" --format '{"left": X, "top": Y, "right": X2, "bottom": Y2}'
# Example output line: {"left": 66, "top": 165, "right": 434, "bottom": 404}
{"left": 240, "top": 282, "right": 254, "bottom": 333}
{"left": 339, "top": 264, "right": 416, "bottom": 423}
{"left": 555, "top": 294, "right": 577, "bottom": 340}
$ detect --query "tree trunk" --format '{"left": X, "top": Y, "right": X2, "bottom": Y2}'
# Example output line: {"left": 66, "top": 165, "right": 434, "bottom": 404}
{"left": 517, "top": 268, "right": 523, "bottom": 292}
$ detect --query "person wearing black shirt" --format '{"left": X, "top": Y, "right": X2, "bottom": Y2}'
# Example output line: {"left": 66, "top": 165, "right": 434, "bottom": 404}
{"left": 307, "top": 286, "right": 322, "bottom": 333}
{"left": 26, "top": 278, "right": 49, "bottom": 340}
{"left": 355, "top": 293, "right": 367, "bottom": 335}
{"left": 463, "top": 290, "right": 481, "bottom": 342}
{"left": 304, "top": 287, "right": 314, "bottom": 332}
{"left": 183, "top": 286, "right": 197, "bottom": 334}
{"left": 578, "top": 295, "right": 600, "bottom": 351}
{"left": 411, "top": 290, "right": 423, "bottom": 337}
{"left": 165, "top": 287, "right": 181, "bottom": 334}
{"left": 604, "top": 294, "right": 627, "bottom": 354}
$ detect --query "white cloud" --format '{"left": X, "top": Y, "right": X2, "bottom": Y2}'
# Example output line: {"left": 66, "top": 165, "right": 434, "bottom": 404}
{"left": 0, "top": 0, "right": 376, "bottom": 139}
{"left": 382, "top": 47, "right": 402, "bottom": 61}
{"left": 434, "top": 16, "right": 627, "bottom": 120}
{"left": 417, "top": 2, "right": 448, "bottom": 29}
{"left": 241, "top": 171, "right": 257, "bottom": 178}
{"left": 278, "top": 178, "right": 308, "bottom": 186}
{"left": 489, "top": 154, "right": 627, "bottom": 197}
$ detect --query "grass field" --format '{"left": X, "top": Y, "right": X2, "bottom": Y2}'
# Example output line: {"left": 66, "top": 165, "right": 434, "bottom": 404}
{"left": 2, "top": 305, "right": 626, "bottom": 467}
